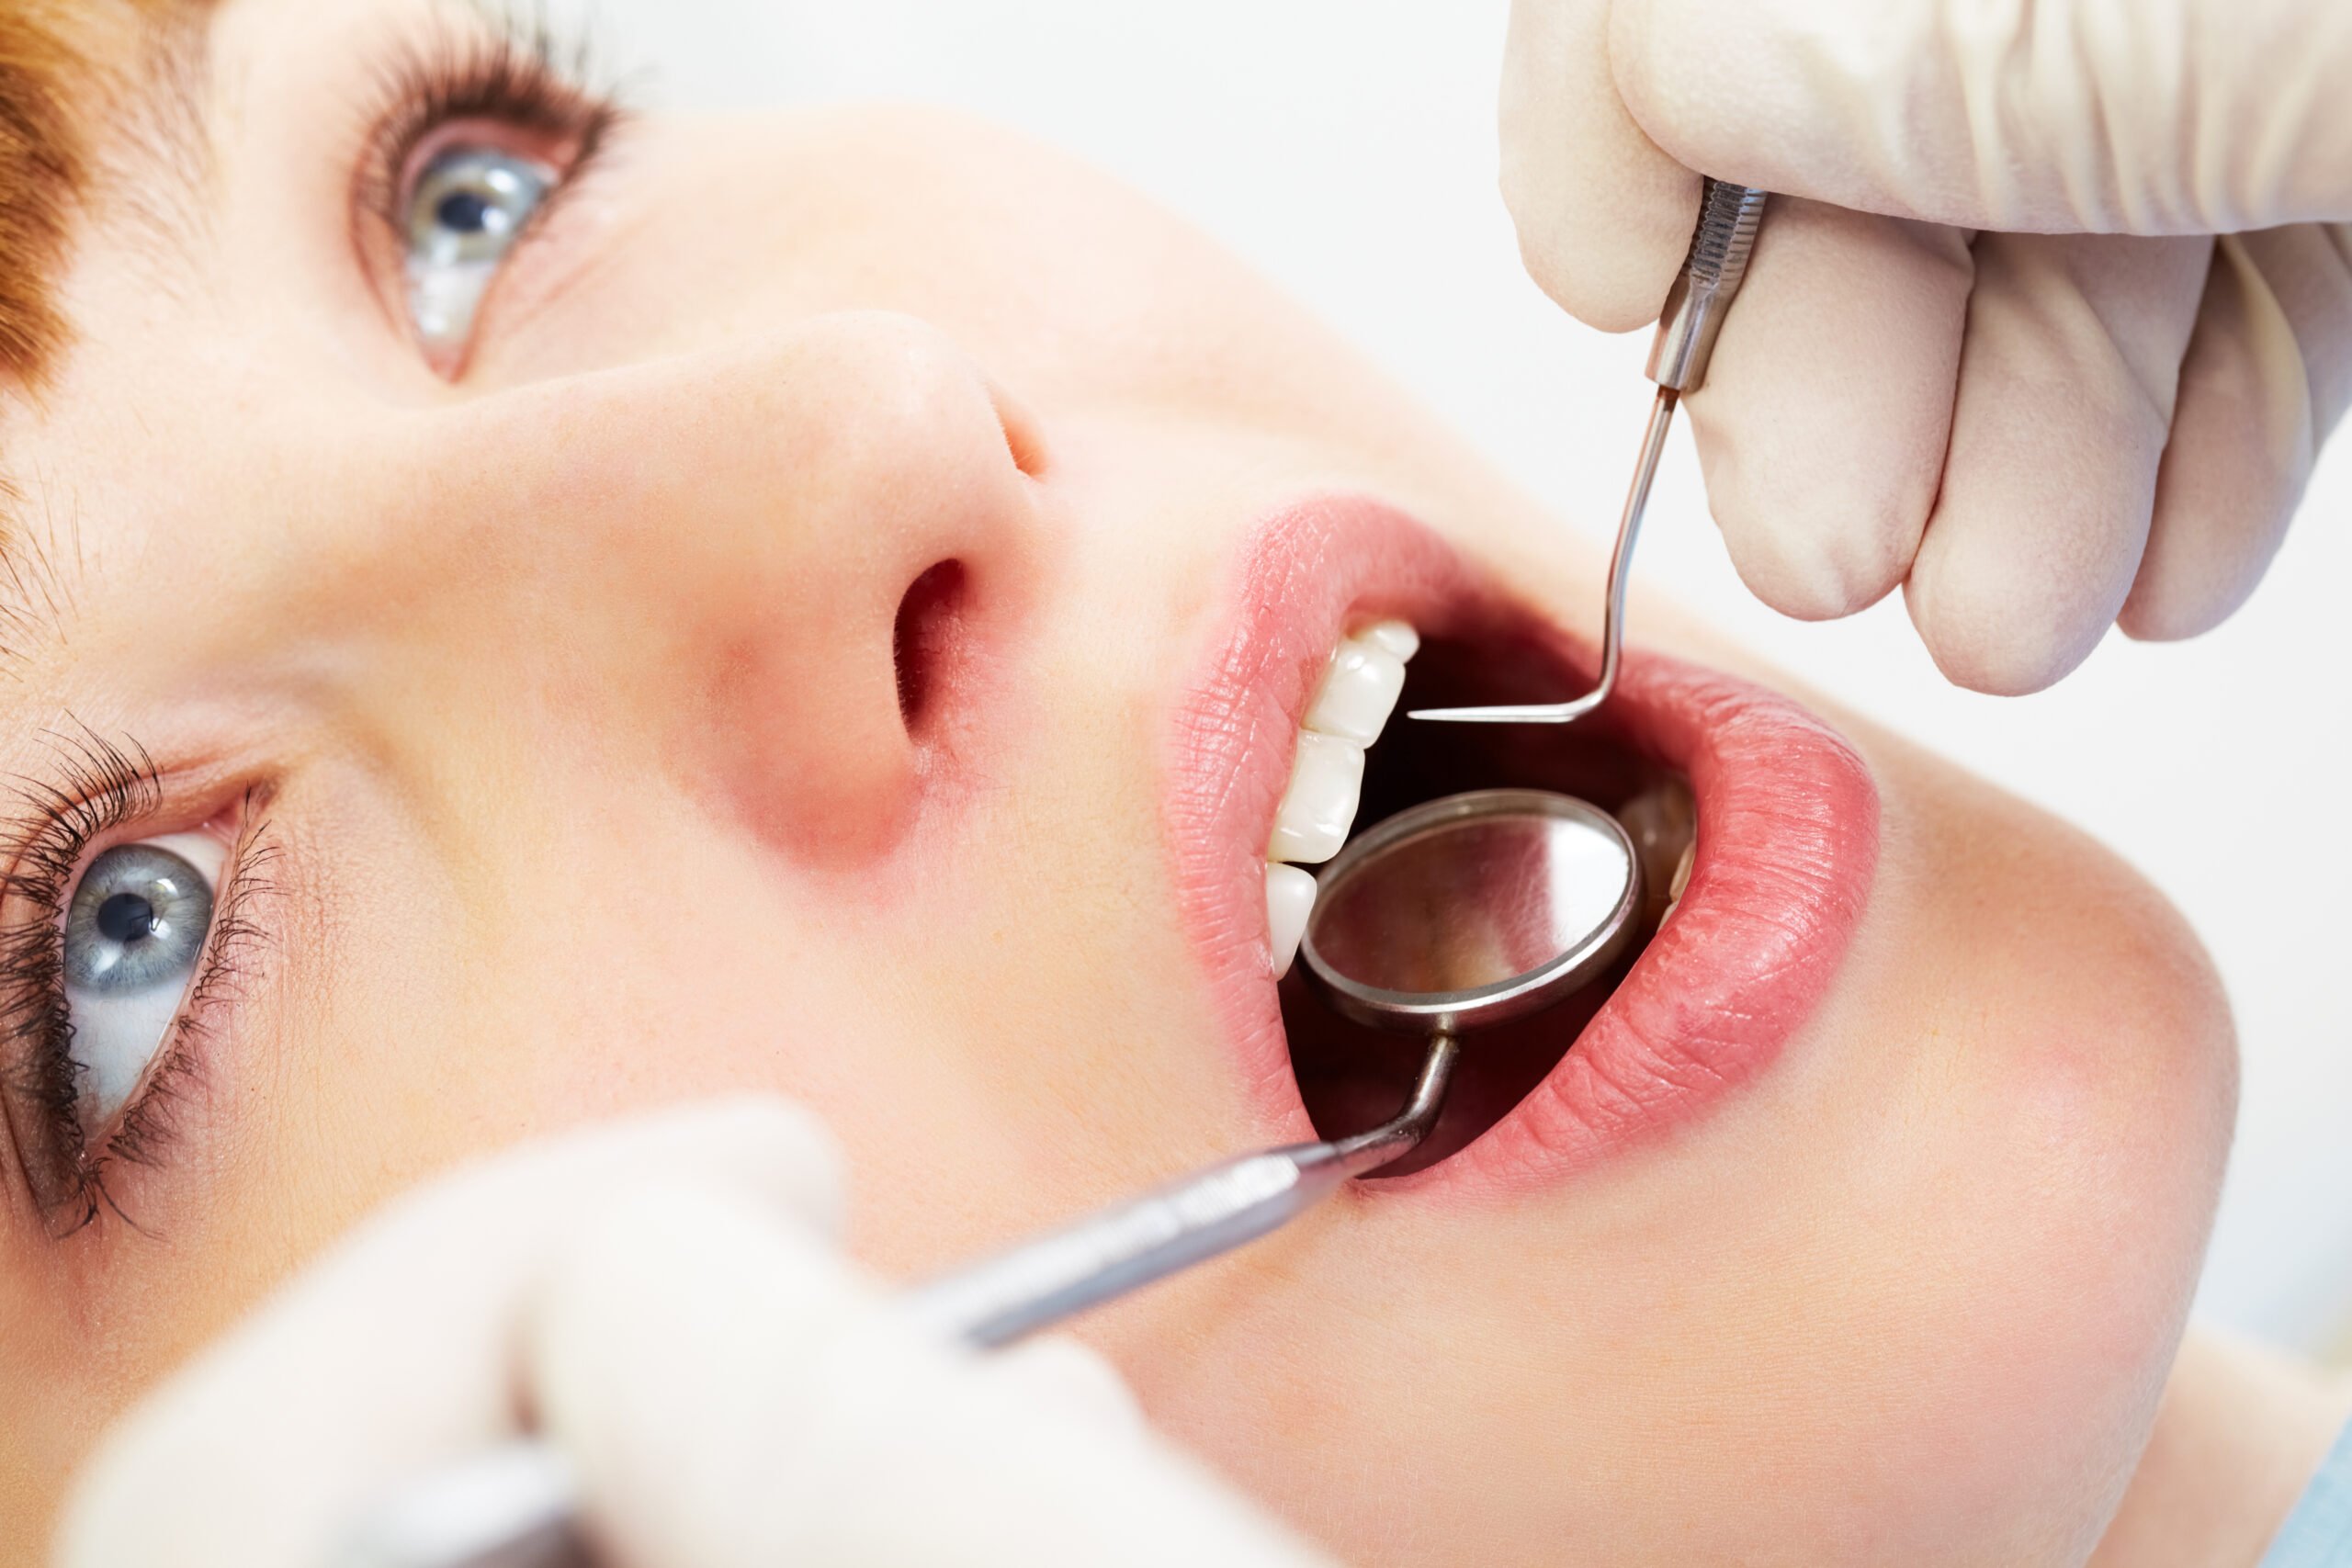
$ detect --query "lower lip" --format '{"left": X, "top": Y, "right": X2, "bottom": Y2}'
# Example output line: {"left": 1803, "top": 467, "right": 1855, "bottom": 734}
{"left": 1166, "top": 496, "right": 1881, "bottom": 1193}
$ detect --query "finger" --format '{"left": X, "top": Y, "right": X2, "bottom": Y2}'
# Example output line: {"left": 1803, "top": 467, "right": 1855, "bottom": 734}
{"left": 1905, "top": 232, "right": 2212, "bottom": 694}
{"left": 1500, "top": 0, "right": 1700, "bottom": 332}
{"left": 1684, "top": 197, "right": 1972, "bottom": 619}
{"left": 2124, "top": 225, "right": 2352, "bottom": 639}
{"left": 54, "top": 1099, "right": 842, "bottom": 1568}
{"left": 1606, "top": 0, "right": 2352, "bottom": 233}
{"left": 531, "top": 1188, "right": 1334, "bottom": 1568}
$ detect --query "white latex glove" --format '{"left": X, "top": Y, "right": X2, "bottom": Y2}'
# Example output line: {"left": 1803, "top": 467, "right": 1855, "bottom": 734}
{"left": 53, "top": 1100, "right": 1335, "bottom": 1568}
{"left": 1503, "top": 0, "right": 2352, "bottom": 693}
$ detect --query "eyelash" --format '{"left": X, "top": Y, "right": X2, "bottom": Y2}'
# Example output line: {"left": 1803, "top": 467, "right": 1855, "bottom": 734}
{"left": 0, "top": 37, "right": 617, "bottom": 1234}
{"left": 0, "top": 37, "right": 617, "bottom": 1233}
{"left": 0, "top": 734, "right": 277, "bottom": 1235}
{"left": 349, "top": 17, "right": 627, "bottom": 358}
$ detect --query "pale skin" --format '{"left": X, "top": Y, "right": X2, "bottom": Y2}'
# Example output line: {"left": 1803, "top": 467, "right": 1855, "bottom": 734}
{"left": 0, "top": 1, "right": 2342, "bottom": 1563}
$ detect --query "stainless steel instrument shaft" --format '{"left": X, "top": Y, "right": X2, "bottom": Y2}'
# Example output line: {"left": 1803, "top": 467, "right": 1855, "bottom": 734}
{"left": 337, "top": 1038, "right": 1462, "bottom": 1568}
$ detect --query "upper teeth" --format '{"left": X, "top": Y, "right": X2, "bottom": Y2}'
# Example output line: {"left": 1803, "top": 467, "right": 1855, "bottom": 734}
{"left": 1266, "top": 732, "right": 1364, "bottom": 863}
{"left": 1265, "top": 620, "right": 1419, "bottom": 978}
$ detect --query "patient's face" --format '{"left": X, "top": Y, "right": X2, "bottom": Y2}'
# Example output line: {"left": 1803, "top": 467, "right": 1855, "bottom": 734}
{"left": 0, "top": 2, "right": 2235, "bottom": 1562}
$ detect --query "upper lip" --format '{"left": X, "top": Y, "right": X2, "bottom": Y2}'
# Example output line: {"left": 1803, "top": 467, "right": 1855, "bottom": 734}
{"left": 1166, "top": 495, "right": 1882, "bottom": 1192}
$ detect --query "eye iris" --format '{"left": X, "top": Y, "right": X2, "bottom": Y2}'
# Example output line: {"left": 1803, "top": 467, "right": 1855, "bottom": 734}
{"left": 64, "top": 845, "right": 213, "bottom": 995}
{"left": 403, "top": 146, "right": 558, "bottom": 361}
{"left": 435, "top": 189, "right": 495, "bottom": 236}
{"left": 408, "top": 150, "right": 549, "bottom": 255}
{"left": 96, "top": 891, "right": 158, "bottom": 945}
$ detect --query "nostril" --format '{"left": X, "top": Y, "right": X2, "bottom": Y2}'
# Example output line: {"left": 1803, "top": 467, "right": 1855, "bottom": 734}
{"left": 894, "top": 559, "right": 969, "bottom": 733}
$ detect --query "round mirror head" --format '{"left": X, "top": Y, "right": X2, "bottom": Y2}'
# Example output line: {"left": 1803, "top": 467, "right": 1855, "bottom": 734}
{"left": 1301, "top": 789, "right": 1644, "bottom": 1035}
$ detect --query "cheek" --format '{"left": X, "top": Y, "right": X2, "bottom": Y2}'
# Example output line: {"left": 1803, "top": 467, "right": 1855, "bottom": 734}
{"left": 1781, "top": 1064, "right": 2218, "bottom": 1560}
{"left": 791, "top": 784, "right": 1253, "bottom": 1278}
{"left": 1747, "top": 771, "right": 2235, "bottom": 1555}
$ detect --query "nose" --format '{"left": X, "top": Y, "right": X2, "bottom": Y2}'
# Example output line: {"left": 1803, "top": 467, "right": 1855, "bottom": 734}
{"left": 368, "top": 311, "right": 1046, "bottom": 862}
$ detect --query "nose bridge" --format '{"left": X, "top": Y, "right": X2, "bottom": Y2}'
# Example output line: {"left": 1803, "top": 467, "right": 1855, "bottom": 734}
{"left": 345, "top": 311, "right": 1043, "bottom": 863}
{"left": 514, "top": 309, "right": 1032, "bottom": 628}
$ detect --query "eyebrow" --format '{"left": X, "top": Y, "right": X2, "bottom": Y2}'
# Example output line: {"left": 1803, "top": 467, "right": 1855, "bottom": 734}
{"left": 0, "top": 1, "right": 217, "bottom": 675}
{"left": 0, "top": 1, "right": 219, "bottom": 384}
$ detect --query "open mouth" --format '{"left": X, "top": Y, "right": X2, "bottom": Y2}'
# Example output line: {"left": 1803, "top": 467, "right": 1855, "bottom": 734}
{"left": 1170, "top": 497, "right": 1881, "bottom": 1195}
{"left": 1282, "top": 632, "right": 1695, "bottom": 1177}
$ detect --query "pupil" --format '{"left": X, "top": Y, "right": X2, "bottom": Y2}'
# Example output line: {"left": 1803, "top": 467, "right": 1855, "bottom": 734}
{"left": 97, "top": 891, "right": 158, "bottom": 945}
{"left": 436, "top": 190, "right": 494, "bottom": 233}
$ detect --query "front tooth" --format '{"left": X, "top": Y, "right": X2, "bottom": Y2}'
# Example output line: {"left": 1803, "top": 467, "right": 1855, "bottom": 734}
{"left": 1360, "top": 620, "right": 1420, "bottom": 661}
{"left": 1265, "top": 863, "right": 1317, "bottom": 979}
{"left": 1268, "top": 731, "right": 1364, "bottom": 863}
{"left": 1305, "top": 636, "right": 1408, "bottom": 745}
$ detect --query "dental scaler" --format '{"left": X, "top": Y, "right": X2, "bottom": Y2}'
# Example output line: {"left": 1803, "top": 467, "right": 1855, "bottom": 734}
{"left": 1411, "top": 179, "right": 1770, "bottom": 725}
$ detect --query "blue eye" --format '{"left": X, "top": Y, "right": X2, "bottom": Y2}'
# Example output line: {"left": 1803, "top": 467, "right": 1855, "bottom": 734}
{"left": 403, "top": 144, "right": 558, "bottom": 360}
{"left": 62, "top": 834, "right": 223, "bottom": 1122}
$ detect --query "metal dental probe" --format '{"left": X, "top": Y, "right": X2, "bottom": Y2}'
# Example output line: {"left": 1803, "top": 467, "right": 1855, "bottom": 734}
{"left": 901, "top": 1030, "right": 1463, "bottom": 1348}
{"left": 1410, "top": 179, "right": 1770, "bottom": 725}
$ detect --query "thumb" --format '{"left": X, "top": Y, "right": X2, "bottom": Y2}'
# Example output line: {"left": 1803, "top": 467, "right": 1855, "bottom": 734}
{"left": 1607, "top": 0, "right": 2352, "bottom": 233}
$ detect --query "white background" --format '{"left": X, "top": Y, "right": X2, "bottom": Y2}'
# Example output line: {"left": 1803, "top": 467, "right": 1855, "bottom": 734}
{"left": 563, "top": 0, "right": 2352, "bottom": 1354}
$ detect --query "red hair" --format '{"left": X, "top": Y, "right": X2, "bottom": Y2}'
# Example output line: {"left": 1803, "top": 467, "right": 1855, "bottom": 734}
{"left": 0, "top": 1, "right": 206, "bottom": 383}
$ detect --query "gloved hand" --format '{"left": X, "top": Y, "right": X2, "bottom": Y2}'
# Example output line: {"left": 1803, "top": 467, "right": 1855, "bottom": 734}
{"left": 52, "top": 1100, "right": 1335, "bottom": 1568}
{"left": 1503, "top": 0, "right": 2352, "bottom": 693}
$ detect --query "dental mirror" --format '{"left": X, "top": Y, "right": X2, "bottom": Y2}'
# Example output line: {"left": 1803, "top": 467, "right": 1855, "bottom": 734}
{"left": 1302, "top": 789, "right": 1645, "bottom": 1037}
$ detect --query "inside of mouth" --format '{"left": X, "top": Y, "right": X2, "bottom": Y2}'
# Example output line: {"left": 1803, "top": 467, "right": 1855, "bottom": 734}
{"left": 1278, "top": 630, "right": 1692, "bottom": 1177}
